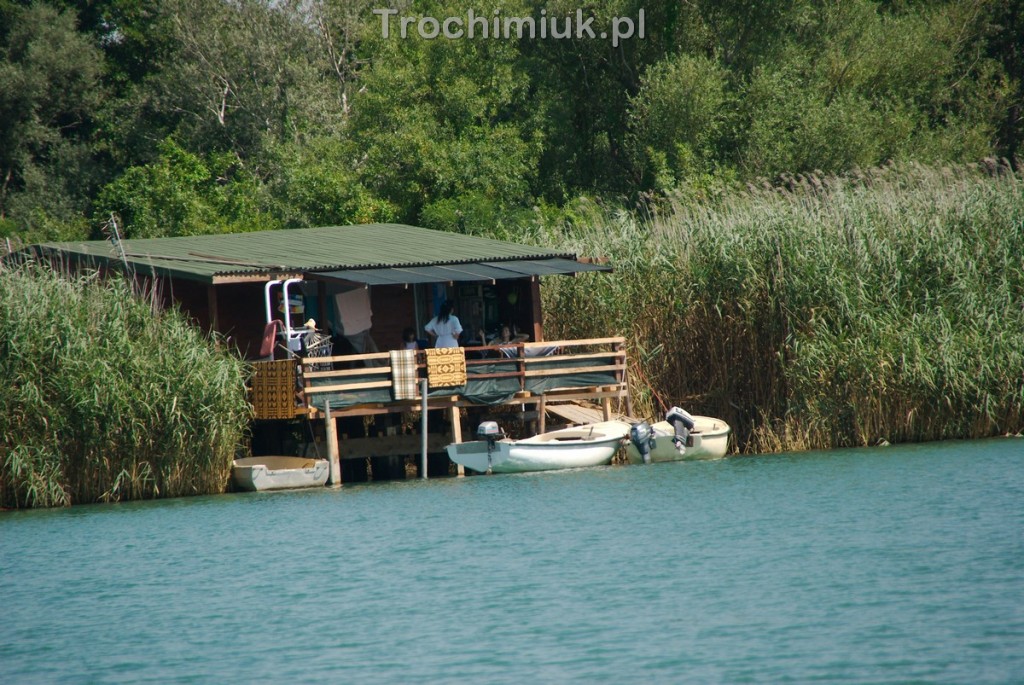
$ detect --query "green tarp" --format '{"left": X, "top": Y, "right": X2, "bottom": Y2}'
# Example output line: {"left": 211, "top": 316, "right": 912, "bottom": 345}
{"left": 305, "top": 357, "right": 616, "bottom": 412}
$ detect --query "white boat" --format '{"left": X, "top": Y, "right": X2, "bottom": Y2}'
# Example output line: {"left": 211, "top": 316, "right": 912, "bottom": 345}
{"left": 622, "top": 414, "right": 731, "bottom": 464}
{"left": 447, "top": 421, "right": 629, "bottom": 474}
{"left": 231, "top": 456, "right": 330, "bottom": 491}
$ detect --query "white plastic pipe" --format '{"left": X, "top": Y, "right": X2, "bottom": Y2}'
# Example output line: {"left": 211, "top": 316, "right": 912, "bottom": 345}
{"left": 264, "top": 279, "right": 281, "bottom": 324}
{"left": 420, "top": 378, "right": 429, "bottom": 479}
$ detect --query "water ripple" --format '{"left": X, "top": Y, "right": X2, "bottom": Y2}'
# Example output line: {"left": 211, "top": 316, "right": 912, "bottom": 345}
{"left": 2, "top": 438, "right": 1022, "bottom": 683}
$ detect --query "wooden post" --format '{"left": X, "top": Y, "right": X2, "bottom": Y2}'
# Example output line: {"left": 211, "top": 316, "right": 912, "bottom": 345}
{"left": 615, "top": 340, "right": 633, "bottom": 418}
{"left": 529, "top": 278, "right": 543, "bottom": 342}
{"left": 449, "top": 402, "right": 464, "bottom": 477}
{"left": 206, "top": 285, "right": 219, "bottom": 333}
{"left": 602, "top": 393, "right": 613, "bottom": 421}
{"left": 420, "top": 378, "right": 429, "bottom": 479}
{"left": 317, "top": 280, "right": 328, "bottom": 330}
{"left": 538, "top": 394, "right": 547, "bottom": 433}
{"left": 624, "top": 364, "right": 634, "bottom": 419}
{"left": 449, "top": 404, "right": 462, "bottom": 443}
{"left": 325, "top": 400, "right": 341, "bottom": 487}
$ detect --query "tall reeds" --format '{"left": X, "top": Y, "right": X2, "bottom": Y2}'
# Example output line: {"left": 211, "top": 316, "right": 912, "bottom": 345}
{"left": 0, "top": 263, "right": 251, "bottom": 508}
{"left": 529, "top": 162, "right": 1024, "bottom": 451}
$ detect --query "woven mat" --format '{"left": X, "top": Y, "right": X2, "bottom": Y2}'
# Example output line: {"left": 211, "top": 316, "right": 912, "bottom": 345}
{"left": 389, "top": 349, "right": 418, "bottom": 400}
{"left": 425, "top": 347, "right": 466, "bottom": 387}
{"left": 250, "top": 359, "right": 297, "bottom": 420}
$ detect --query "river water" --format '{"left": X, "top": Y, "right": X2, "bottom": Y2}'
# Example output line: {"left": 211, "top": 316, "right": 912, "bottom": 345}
{"left": 2, "top": 438, "right": 1022, "bottom": 683}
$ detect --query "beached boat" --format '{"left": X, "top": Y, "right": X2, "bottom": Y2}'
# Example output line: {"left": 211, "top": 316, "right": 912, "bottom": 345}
{"left": 447, "top": 421, "right": 629, "bottom": 474}
{"left": 621, "top": 410, "right": 731, "bottom": 464}
{"left": 231, "top": 456, "right": 330, "bottom": 491}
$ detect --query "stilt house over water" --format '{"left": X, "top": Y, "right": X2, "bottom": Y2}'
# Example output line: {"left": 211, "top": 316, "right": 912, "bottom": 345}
{"left": 20, "top": 224, "right": 632, "bottom": 477}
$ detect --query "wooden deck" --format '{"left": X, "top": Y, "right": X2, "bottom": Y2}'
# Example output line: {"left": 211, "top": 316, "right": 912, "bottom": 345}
{"left": 248, "top": 335, "right": 630, "bottom": 444}
{"left": 249, "top": 337, "right": 634, "bottom": 473}
{"left": 297, "top": 338, "right": 629, "bottom": 418}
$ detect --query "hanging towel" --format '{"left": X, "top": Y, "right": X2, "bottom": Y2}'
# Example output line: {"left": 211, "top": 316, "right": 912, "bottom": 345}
{"left": 389, "top": 348, "right": 418, "bottom": 400}
{"left": 333, "top": 287, "right": 372, "bottom": 335}
{"left": 425, "top": 346, "right": 467, "bottom": 388}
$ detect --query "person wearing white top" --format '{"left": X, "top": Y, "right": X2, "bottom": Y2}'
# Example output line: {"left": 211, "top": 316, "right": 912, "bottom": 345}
{"left": 424, "top": 301, "right": 463, "bottom": 348}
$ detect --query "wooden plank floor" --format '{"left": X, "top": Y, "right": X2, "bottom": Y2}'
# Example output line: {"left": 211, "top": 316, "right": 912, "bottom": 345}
{"left": 544, "top": 402, "right": 639, "bottom": 426}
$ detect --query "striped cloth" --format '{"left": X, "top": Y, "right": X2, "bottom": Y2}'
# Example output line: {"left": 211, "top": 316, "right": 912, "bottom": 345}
{"left": 425, "top": 346, "right": 467, "bottom": 388}
{"left": 389, "top": 349, "right": 418, "bottom": 400}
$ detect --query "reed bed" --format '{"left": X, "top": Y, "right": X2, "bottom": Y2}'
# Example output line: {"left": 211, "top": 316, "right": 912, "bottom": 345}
{"left": 0, "top": 263, "right": 251, "bottom": 508}
{"left": 527, "top": 162, "right": 1024, "bottom": 451}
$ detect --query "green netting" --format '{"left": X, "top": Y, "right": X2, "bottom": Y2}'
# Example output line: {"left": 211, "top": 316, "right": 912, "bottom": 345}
{"left": 306, "top": 357, "right": 616, "bottom": 410}
{"left": 525, "top": 356, "right": 618, "bottom": 394}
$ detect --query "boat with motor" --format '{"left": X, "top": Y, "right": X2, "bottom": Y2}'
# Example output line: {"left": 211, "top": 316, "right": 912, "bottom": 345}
{"left": 231, "top": 456, "right": 330, "bottom": 491}
{"left": 446, "top": 421, "right": 629, "bottom": 474}
{"left": 623, "top": 407, "right": 731, "bottom": 464}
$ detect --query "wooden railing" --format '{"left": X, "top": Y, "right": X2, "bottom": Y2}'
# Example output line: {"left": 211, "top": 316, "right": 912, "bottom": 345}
{"left": 301, "top": 353, "right": 393, "bottom": 395}
{"left": 293, "top": 337, "right": 630, "bottom": 420}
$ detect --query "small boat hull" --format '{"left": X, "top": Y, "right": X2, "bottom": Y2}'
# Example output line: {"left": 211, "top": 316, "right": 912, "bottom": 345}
{"left": 447, "top": 422, "right": 628, "bottom": 474}
{"left": 623, "top": 416, "right": 731, "bottom": 464}
{"left": 232, "top": 456, "right": 330, "bottom": 491}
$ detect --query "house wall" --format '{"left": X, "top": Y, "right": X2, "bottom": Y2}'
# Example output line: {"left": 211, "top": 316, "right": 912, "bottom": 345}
{"left": 160, "top": 276, "right": 544, "bottom": 360}
{"left": 217, "top": 283, "right": 271, "bottom": 357}
{"left": 160, "top": 277, "right": 210, "bottom": 329}
{"left": 370, "top": 285, "right": 417, "bottom": 351}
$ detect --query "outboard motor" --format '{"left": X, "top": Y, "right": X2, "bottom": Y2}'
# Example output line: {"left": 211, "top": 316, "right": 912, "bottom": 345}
{"left": 665, "top": 406, "right": 696, "bottom": 455}
{"left": 477, "top": 421, "right": 504, "bottom": 474}
{"left": 629, "top": 421, "right": 657, "bottom": 465}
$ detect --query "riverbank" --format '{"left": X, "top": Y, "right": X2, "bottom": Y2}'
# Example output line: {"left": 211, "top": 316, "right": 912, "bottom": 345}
{"left": 3, "top": 161, "right": 1021, "bottom": 508}
{"left": 529, "top": 162, "right": 1024, "bottom": 451}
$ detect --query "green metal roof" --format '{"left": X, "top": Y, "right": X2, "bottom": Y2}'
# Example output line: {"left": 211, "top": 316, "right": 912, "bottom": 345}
{"left": 26, "top": 224, "right": 603, "bottom": 284}
{"left": 316, "top": 258, "right": 609, "bottom": 286}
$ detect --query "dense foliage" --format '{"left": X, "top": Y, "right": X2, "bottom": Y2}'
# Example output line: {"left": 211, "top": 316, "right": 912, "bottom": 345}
{"left": 1, "top": 0, "right": 1021, "bottom": 239}
{"left": 0, "top": 1, "right": 1021, "bottom": 478}
{"left": 0, "top": 263, "right": 251, "bottom": 507}
{"left": 529, "top": 162, "right": 1024, "bottom": 451}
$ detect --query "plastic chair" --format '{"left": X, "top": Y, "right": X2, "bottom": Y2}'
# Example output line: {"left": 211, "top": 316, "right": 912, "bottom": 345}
{"left": 259, "top": 320, "right": 281, "bottom": 359}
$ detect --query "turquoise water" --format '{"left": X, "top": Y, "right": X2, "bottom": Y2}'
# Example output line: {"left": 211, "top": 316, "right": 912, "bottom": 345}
{"left": 2, "top": 439, "right": 1023, "bottom": 683}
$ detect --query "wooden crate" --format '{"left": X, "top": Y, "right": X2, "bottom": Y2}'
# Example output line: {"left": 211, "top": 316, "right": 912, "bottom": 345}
{"left": 251, "top": 359, "right": 297, "bottom": 420}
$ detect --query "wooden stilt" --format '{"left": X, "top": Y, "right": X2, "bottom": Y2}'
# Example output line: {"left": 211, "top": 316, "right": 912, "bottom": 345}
{"left": 602, "top": 393, "right": 612, "bottom": 421}
{"left": 325, "top": 400, "right": 341, "bottom": 487}
{"left": 538, "top": 394, "right": 547, "bottom": 433}
{"left": 449, "top": 403, "right": 464, "bottom": 477}
{"left": 623, "top": 363, "right": 634, "bottom": 419}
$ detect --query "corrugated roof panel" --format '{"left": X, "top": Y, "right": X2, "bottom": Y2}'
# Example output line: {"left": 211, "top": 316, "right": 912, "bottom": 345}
{"left": 315, "top": 257, "right": 610, "bottom": 285}
{"left": 485, "top": 259, "right": 606, "bottom": 274}
{"left": 28, "top": 225, "right": 588, "bottom": 283}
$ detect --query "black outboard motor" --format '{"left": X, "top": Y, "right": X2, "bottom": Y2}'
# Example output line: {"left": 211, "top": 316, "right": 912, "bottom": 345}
{"left": 665, "top": 406, "right": 696, "bottom": 455}
{"left": 629, "top": 421, "right": 657, "bottom": 464}
{"left": 477, "top": 421, "right": 504, "bottom": 474}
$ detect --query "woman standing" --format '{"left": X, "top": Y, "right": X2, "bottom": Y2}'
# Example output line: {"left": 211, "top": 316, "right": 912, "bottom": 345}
{"left": 424, "top": 301, "right": 463, "bottom": 348}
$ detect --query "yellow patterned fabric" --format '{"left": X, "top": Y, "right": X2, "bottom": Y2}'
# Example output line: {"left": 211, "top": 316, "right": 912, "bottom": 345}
{"left": 425, "top": 346, "right": 467, "bottom": 387}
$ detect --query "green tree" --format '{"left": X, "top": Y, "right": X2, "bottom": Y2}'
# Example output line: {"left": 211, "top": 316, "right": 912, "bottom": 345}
{"left": 95, "top": 138, "right": 278, "bottom": 237}
{"left": 115, "top": 0, "right": 347, "bottom": 162}
{"left": 626, "top": 54, "right": 732, "bottom": 192}
{"left": 261, "top": 138, "right": 397, "bottom": 228}
{"left": 729, "top": 0, "right": 1007, "bottom": 179}
{"left": 0, "top": 2, "right": 105, "bottom": 239}
{"left": 348, "top": 0, "right": 543, "bottom": 227}
{"left": 526, "top": 0, "right": 684, "bottom": 199}
{"left": 985, "top": 0, "right": 1024, "bottom": 165}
